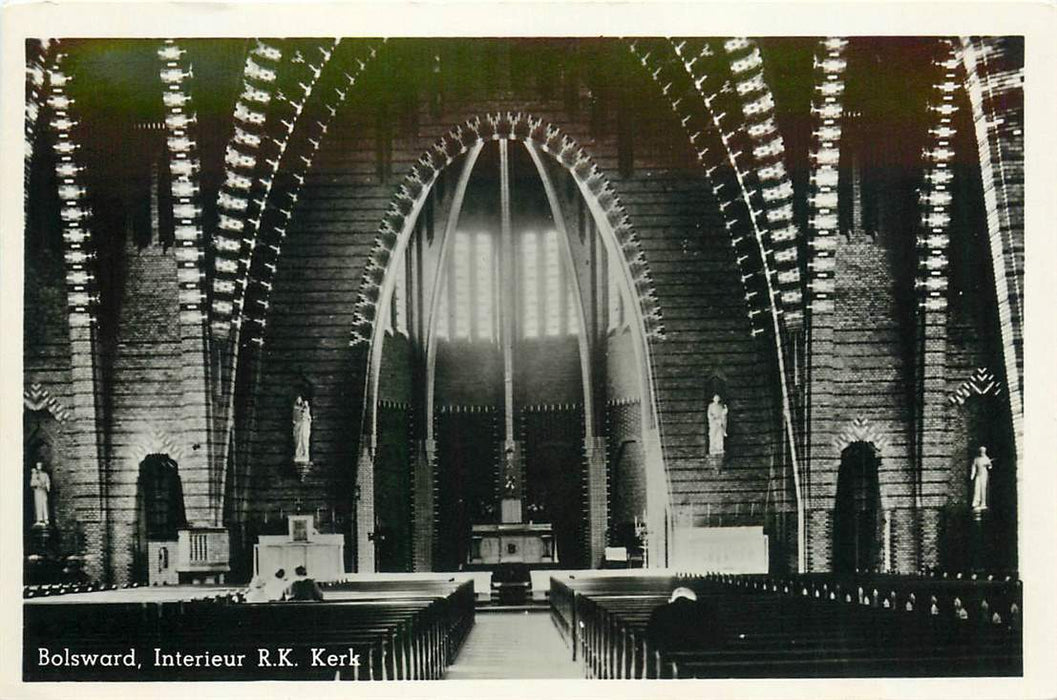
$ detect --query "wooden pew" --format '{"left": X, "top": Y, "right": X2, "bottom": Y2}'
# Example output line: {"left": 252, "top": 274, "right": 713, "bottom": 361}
{"left": 24, "top": 579, "right": 475, "bottom": 681}
{"left": 551, "top": 573, "right": 1022, "bottom": 679}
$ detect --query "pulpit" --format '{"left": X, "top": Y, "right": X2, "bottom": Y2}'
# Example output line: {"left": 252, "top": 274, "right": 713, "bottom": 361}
{"left": 176, "top": 527, "right": 230, "bottom": 584}
{"left": 254, "top": 515, "right": 345, "bottom": 581}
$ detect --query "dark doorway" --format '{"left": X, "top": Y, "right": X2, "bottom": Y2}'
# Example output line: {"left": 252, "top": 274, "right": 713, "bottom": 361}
{"left": 434, "top": 410, "right": 501, "bottom": 571}
{"left": 374, "top": 404, "right": 413, "bottom": 573}
{"left": 135, "top": 454, "right": 186, "bottom": 582}
{"left": 833, "top": 442, "right": 882, "bottom": 573}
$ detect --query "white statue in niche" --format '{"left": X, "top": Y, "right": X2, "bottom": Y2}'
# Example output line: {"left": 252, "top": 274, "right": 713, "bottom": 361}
{"left": 707, "top": 394, "right": 728, "bottom": 456}
{"left": 30, "top": 462, "right": 51, "bottom": 525}
{"left": 293, "top": 393, "right": 312, "bottom": 464}
{"left": 970, "top": 445, "right": 992, "bottom": 512}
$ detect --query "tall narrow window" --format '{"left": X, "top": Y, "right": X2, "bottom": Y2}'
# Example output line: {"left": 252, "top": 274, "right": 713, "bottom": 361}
{"left": 566, "top": 285, "right": 579, "bottom": 335}
{"left": 453, "top": 232, "right": 471, "bottom": 338}
{"left": 475, "top": 232, "right": 494, "bottom": 340}
{"left": 522, "top": 231, "right": 540, "bottom": 338}
{"left": 543, "top": 230, "right": 561, "bottom": 336}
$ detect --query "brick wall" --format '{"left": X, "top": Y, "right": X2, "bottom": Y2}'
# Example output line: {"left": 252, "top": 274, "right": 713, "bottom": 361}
{"left": 245, "top": 40, "right": 785, "bottom": 567}
{"left": 104, "top": 238, "right": 185, "bottom": 584}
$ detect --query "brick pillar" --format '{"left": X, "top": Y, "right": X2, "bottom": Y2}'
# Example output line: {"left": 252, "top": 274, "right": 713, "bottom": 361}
{"left": 177, "top": 317, "right": 214, "bottom": 525}
{"left": 68, "top": 323, "right": 108, "bottom": 582}
{"left": 584, "top": 436, "right": 608, "bottom": 568}
{"left": 642, "top": 428, "right": 668, "bottom": 569}
{"left": 918, "top": 506, "right": 943, "bottom": 571}
{"left": 805, "top": 313, "right": 836, "bottom": 572}
{"left": 412, "top": 438, "right": 436, "bottom": 572}
{"left": 804, "top": 36, "right": 846, "bottom": 575}
{"left": 355, "top": 443, "right": 375, "bottom": 573}
{"left": 918, "top": 320, "right": 950, "bottom": 569}
{"left": 161, "top": 39, "right": 218, "bottom": 530}
{"left": 807, "top": 509, "right": 833, "bottom": 572}
{"left": 916, "top": 43, "right": 957, "bottom": 573}
{"left": 890, "top": 507, "right": 919, "bottom": 573}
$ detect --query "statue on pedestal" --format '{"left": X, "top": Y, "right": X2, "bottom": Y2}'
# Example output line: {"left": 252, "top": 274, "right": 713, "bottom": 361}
{"left": 292, "top": 393, "right": 312, "bottom": 465}
{"left": 30, "top": 462, "right": 51, "bottom": 525}
{"left": 707, "top": 394, "right": 728, "bottom": 456}
{"left": 970, "top": 445, "right": 992, "bottom": 513}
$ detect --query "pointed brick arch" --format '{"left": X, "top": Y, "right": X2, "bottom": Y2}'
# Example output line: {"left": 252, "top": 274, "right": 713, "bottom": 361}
{"left": 833, "top": 416, "right": 891, "bottom": 457}
{"left": 352, "top": 112, "right": 671, "bottom": 572}
{"left": 128, "top": 427, "right": 186, "bottom": 468}
{"left": 348, "top": 112, "right": 663, "bottom": 349}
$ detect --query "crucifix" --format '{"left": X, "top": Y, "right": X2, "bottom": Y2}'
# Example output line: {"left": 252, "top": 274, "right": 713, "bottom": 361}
{"left": 498, "top": 139, "right": 524, "bottom": 524}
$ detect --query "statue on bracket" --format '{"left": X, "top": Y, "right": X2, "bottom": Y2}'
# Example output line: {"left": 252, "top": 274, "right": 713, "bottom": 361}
{"left": 707, "top": 394, "right": 728, "bottom": 456}
{"left": 970, "top": 445, "right": 992, "bottom": 514}
{"left": 292, "top": 379, "right": 314, "bottom": 477}
{"left": 30, "top": 462, "right": 51, "bottom": 526}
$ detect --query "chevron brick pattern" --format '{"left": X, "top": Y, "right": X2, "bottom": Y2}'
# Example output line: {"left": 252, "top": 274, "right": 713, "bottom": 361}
{"left": 44, "top": 49, "right": 108, "bottom": 579}
{"left": 23, "top": 383, "right": 71, "bottom": 422}
{"left": 948, "top": 367, "right": 1003, "bottom": 406}
{"left": 25, "top": 39, "right": 54, "bottom": 207}
{"left": 721, "top": 37, "right": 804, "bottom": 329}
{"left": 960, "top": 36, "right": 1024, "bottom": 461}
{"left": 629, "top": 39, "right": 770, "bottom": 337}
{"left": 917, "top": 40, "right": 961, "bottom": 313}
{"left": 210, "top": 40, "right": 284, "bottom": 339}
{"left": 832, "top": 416, "right": 890, "bottom": 455}
{"left": 242, "top": 39, "right": 382, "bottom": 347}
{"left": 807, "top": 38, "right": 847, "bottom": 315}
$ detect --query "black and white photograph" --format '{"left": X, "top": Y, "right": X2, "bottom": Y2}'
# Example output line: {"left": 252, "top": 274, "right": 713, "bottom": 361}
{"left": 2, "top": 2, "right": 1056, "bottom": 698}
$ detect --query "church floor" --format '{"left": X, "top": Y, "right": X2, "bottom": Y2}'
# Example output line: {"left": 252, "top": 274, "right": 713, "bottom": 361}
{"left": 444, "top": 610, "right": 583, "bottom": 680}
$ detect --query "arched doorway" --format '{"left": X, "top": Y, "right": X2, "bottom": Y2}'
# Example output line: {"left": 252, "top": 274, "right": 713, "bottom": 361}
{"left": 134, "top": 454, "right": 186, "bottom": 582}
{"left": 833, "top": 442, "right": 882, "bottom": 573}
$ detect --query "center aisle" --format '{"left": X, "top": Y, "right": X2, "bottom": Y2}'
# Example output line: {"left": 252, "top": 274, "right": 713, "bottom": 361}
{"left": 444, "top": 610, "right": 583, "bottom": 679}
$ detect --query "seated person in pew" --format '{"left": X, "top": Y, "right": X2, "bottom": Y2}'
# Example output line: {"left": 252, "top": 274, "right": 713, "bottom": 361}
{"left": 646, "top": 587, "right": 725, "bottom": 653}
{"left": 265, "top": 568, "right": 289, "bottom": 602}
{"left": 285, "top": 565, "right": 325, "bottom": 602}
{"left": 243, "top": 574, "right": 270, "bottom": 603}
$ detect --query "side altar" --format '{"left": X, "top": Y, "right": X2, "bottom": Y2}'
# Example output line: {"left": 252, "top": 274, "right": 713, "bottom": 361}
{"left": 254, "top": 515, "right": 346, "bottom": 581}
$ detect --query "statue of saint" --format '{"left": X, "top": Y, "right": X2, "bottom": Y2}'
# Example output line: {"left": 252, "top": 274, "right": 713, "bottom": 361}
{"left": 30, "top": 462, "right": 51, "bottom": 525}
{"left": 970, "top": 446, "right": 992, "bottom": 512}
{"left": 292, "top": 394, "right": 312, "bottom": 464}
{"left": 707, "top": 394, "right": 728, "bottom": 456}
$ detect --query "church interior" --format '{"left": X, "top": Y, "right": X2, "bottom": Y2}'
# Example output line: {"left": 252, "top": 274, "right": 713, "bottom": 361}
{"left": 21, "top": 35, "right": 1024, "bottom": 680}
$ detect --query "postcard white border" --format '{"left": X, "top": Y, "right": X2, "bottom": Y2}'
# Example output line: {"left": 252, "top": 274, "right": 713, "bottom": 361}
{"left": 1, "top": 2, "right": 1055, "bottom": 699}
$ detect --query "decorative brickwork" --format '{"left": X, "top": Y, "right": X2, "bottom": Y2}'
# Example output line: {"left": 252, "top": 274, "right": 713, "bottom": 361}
{"left": 805, "top": 37, "right": 848, "bottom": 566}
{"left": 158, "top": 40, "right": 216, "bottom": 526}
{"left": 959, "top": 37, "right": 1024, "bottom": 462}
{"left": 44, "top": 49, "right": 108, "bottom": 581}
{"left": 210, "top": 40, "right": 285, "bottom": 339}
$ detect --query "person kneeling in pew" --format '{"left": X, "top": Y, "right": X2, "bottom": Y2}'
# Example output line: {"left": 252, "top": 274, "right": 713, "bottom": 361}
{"left": 284, "top": 565, "right": 324, "bottom": 602}
{"left": 646, "top": 587, "right": 725, "bottom": 653}
{"left": 265, "top": 568, "right": 289, "bottom": 602}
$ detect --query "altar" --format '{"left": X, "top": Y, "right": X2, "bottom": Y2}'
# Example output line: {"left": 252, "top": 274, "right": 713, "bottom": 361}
{"left": 468, "top": 522, "right": 556, "bottom": 565}
{"left": 254, "top": 515, "right": 346, "bottom": 581}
